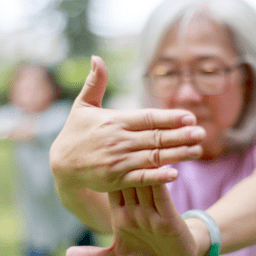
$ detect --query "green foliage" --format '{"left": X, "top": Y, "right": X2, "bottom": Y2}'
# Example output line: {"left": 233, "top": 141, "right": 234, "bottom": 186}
{"left": 58, "top": 0, "right": 97, "bottom": 57}
{"left": 54, "top": 55, "right": 119, "bottom": 102}
{"left": 59, "top": 0, "right": 87, "bottom": 18}
{"left": 0, "top": 61, "right": 19, "bottom": 105}
{"left": 0, "top": 141, "right": 23, "bottom": 255}
{"left": 55, "top": 56, "right": 91, "bottom": 91}
{"left": 0, "top": 55, "right": 122, "bottom": 104}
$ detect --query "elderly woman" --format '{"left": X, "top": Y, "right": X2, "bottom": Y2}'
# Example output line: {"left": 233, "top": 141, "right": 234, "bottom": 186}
{"left": 50, "top": 0, "right": 256, "bottom": 255}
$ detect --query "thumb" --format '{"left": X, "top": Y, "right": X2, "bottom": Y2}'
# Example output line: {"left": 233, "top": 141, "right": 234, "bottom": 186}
{"left": 77, "top": 55, "right": 108, "bottom": 107}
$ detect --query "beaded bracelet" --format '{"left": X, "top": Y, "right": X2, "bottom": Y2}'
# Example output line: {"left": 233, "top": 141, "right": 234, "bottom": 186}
{"left": 182, "top": 209, "right": 222, "bottom": 256}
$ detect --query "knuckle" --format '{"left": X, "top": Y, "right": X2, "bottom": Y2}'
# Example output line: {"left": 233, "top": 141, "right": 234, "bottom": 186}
{"left": 101, "top": 169, "right": 116, "bottom": 185}
{"left": 139, "top": 169, "right": 146, "bottom": 186}
{"left": 104, "top": 135, "right": 128, "bottom": 152}
{"left": 103, "top": 155, "right": 127, "bottom": 181}
{"left": 152, "top": 129, "right": 162, "bottom": 148}
{"left": 105, "top": 155, "right": 123, "bottom": 168}
{"left": 148, "top": 149, "right": 161, "bottom": 168}
{"left": 100, "top": 117, "right": 118, "bottom": 128}
{"left": 105, "top": 136, "right": 119, "bottom": 148}
{"left": 144, "top": 111, "right": 155, "bottom": 129}
{"left": 98, "top": 119, "right": 124, "bottom": 148}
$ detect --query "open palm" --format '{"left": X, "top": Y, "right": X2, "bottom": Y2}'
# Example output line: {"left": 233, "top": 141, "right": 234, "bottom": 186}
{"left": 67, "top": 184, "right": 198, "bottom": 256}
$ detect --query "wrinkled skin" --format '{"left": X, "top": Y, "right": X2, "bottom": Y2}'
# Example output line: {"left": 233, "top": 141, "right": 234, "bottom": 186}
{"left": 66, "top": 184, "right": 200, "bottom": 256}
{"left": 50, "top": 56, "right": 205, "bottom": 193}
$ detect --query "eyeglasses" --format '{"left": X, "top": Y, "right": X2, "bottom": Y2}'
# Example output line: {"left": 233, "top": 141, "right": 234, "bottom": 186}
{"left": 144, "top": 59, "right": 243, "bottom": 98}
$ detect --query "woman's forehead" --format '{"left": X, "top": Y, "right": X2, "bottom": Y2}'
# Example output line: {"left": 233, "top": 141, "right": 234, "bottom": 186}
{"left": 156, "top": 14, "right": 238, "bottom": 61}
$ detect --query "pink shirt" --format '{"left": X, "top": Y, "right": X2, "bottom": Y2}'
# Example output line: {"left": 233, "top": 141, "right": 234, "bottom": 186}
{"left": 166, "top": 142, "right": 256, "bottom": 255}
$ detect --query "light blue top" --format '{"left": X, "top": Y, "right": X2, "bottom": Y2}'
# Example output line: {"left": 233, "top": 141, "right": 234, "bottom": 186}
{"left": 0, "top": 101, "right": 84, "bottom": 252}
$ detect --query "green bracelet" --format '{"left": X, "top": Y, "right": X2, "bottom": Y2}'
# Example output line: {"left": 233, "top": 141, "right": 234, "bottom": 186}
{"left": 182, "top": 209, "right": 222, "bottom": 256}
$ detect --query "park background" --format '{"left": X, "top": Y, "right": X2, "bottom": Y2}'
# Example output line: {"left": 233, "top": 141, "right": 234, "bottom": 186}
{"left": 1, "top": 0, "right": 256, "bottom": 255}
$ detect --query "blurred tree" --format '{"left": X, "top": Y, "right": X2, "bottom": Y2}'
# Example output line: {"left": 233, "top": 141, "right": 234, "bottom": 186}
{"left": 59, "top": 0, "right": 97, "bottom": 57}
{"left": 0, "top": 0, "right": 119, "bottom": 105}
{"left": 56, "top": 0, "right": 120, "bottom": 104}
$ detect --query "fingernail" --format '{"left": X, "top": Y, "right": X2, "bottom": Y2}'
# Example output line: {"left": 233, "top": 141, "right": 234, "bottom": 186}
{"left": 91, "top": 55, "right": 96, "bottom": 72}
{"left": 182, "top": 115, "right": 196, "bottom": 126}
{"left": 191, "top": 128, "right": 206, "bottom": 140}
{"left": 188, "top": 145, "right": 202, "bottom": 158}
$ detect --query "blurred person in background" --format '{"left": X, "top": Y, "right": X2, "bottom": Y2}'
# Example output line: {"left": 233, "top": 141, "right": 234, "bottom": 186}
{"left": 0, "top": 62, "right": 96, "bottom": 256}
{"left": 50, "top": 0, "right": 256, "bottom": 255}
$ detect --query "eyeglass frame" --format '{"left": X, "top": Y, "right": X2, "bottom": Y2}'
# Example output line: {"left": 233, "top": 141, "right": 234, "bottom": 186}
{"left": 143, "top": 58, "right": 244, "bottom": 98}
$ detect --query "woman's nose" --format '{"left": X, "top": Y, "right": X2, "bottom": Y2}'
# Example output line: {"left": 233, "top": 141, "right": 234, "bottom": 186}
{"left": 175, "top": 75, "right": 203, "bottom": 103}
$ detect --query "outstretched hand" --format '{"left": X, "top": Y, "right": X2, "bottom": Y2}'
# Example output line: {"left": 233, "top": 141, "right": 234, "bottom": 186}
{"left": 66, "top": 184, "right": 207, "bottom": 256}
{"left": 50, "top": 56, "right": 206, "bottom": 192}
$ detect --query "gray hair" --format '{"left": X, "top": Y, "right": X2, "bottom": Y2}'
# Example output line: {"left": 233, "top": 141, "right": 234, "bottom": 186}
{"left": 132, "top": 0, "right": 256, "bottom": 151}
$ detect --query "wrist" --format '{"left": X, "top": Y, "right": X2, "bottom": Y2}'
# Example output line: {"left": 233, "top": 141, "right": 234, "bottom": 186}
{"left": 185, "top": 218, "right": 211, "bottom": 256}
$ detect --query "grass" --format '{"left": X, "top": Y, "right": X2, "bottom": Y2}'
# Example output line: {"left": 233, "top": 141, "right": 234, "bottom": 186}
{"left": 0, "top": 141, "right": 76, "bottom": 255}
{"left": 0, "top": 141, "right": 23, "bottom": 255}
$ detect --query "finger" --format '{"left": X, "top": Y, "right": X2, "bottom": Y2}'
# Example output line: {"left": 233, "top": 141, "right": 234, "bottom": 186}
{"left": 132, "top": 144, "right": 203, "bottom": 166}
{"left": 66, "top": 246, "right": 113, "bottom": 256}
{"left": 122, "top": 187, "right": 139, "bottom": 205}
{"left": 152, "top": 184, "right": 178, "bottom": 219}
{"left": 119, "top": 168, "right": 178, "bottom": 188}
{"left": 108, "top": 190, "right": 124, "bottom": 209}
{"left": 136, "top": 186, "right": 154, "bottom": 209}
{"left": 118, "top": 109, "right": 197, "bottom": 131}
{"left": 128, "top": 126, "right": 206, "bottom": 150}
{"left": 113, "top": 145, "right": 203, "bottom": 173}
{"left": 76, "top": 55, "right": 108, "bottom": 107}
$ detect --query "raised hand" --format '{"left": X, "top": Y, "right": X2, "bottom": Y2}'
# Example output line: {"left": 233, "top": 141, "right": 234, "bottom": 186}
{"left": 66, "top": 184, "right": 205, "bottom": 256}
{"left": 50, "top": 56, "right": 206, "bottom": 192}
